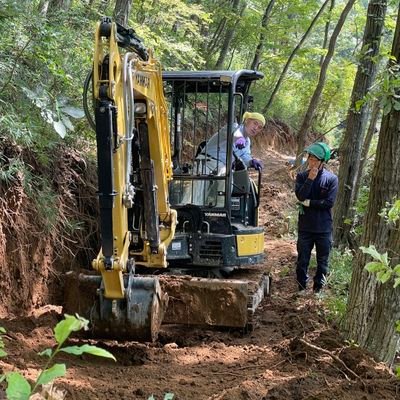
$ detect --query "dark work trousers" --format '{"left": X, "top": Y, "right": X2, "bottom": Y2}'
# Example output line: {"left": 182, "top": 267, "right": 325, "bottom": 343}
{"left": 296, "top": 231, "right": 332, "bottom": 290}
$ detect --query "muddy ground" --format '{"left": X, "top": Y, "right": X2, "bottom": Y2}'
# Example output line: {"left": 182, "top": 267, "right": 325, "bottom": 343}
{"left": 0, "top": 140, "right": 399, "bottom": 399}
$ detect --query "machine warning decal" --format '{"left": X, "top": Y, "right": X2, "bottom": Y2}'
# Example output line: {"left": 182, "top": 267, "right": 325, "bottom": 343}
{"left": 171, "top": 241, "right": 182, "bottom": 251}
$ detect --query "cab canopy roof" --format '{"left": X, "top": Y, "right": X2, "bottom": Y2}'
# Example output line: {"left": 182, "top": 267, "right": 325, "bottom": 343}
{"left": 162, "top": 70, "right": 264, "bottom": 93}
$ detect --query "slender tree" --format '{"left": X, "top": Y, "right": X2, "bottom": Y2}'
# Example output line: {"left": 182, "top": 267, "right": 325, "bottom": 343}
{"left": 319, "top": 0, "right": 336, "bottom": 67}
{"left": 250, "top": 0, "right": 276, "bottom": 71}
{"left": 114, "top": 0, "right": 132, "bottom": 26}
{"left": 38, "top": 0, "right": 49, "bottom": 15}
{"left": 352, "top": 100, "right": 381, "bottom": 208}
{"left": 342, "top": 6, "right": 400, "bottom": 364}
{"left": 333, "top": 0, "right": 387, "bottom": 248}
{"left": 295, "top": 0, "right": 356, "bottom": 165}
{"left": 206, "top": 17, "right": 227, "bottom": 58}
{"left": 262, "top": 0, "right": 331, "bottom": 114}
{"left": 214, "top": 0, "right": 243, "bottom": 70}
{"left": 39, "top": 0, "right": 71, "bottom": 15}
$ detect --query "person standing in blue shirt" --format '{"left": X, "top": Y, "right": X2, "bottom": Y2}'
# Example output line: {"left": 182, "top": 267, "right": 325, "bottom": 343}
{"left": 295, "top": 142, "right": 338, "bottom": 293}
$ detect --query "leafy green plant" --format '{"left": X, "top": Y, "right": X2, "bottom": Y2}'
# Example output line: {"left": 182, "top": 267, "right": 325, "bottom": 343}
{"left": 379, "top": 198, "right": 400, "bottom": 224}
{"left": 0, "top": 156, "right": 26, "bottom": 185}
{"left": 0, "top": 314, "right": 116, "bottom": 400}
{"left": 0, "top": 327, "right": 6, "bottom": 358}
{"left": 395, "top": 320, "right": 400, "bottom": 377}
{"left": 324, "top": 249, "right": 353, "bottom": 321}
{"left": 361, "top": 200, "right": 400, "bottom": 376}
{"left": 148, "top": 394, "right": 175, "bottom": 400}
{"left": 361, "top": 243, "right": 400, "bottom": 377}
{"left": 361, "top": 245, "right": 400, "bottom": 287}
{"left": 22, "top": 87, "right": 84, "bottom": 139}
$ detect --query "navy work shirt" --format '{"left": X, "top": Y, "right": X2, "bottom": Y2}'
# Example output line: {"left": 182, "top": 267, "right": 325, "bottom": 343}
{"left": 295, "top": 168, "right": 338, "bottom": 233}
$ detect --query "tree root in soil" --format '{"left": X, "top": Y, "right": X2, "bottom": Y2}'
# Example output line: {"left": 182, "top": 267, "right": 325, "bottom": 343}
{"left": 298, "top": 338, "right": 366, "bottom": 387}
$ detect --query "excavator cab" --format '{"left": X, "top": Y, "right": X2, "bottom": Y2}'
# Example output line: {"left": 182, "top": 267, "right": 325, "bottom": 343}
{"left": 163, "top": 71, "right": 265, "bottom": 272}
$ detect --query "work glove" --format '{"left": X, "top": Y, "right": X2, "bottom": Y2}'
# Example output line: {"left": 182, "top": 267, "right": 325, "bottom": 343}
{"left": 235, "top": 137, "right": 246, "bottom": 149}
{"left": 300, "top": 199, "right": 310, "bottom": 207}
{"left": 250, "top": 158, "right": 263, "bottom": 170}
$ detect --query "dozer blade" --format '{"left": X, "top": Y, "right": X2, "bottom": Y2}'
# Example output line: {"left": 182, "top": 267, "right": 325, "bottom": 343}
{"left": 64, "top": 271, "right": 167, "bottom": 342}
{"left": 159, "top": 276, "right": 253, "bottom": 328}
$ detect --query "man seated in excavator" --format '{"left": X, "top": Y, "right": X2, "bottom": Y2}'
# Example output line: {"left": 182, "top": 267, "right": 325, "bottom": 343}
{"left": 189, "top": 111, "right": 265, "bottom": 207}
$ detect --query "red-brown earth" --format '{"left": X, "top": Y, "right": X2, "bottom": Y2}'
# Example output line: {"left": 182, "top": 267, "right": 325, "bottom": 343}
{"left": 0, "top": 128, "right": 398, "bottom": 399}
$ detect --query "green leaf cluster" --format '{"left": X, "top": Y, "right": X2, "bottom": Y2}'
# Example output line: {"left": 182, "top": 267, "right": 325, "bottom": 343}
{"left": 380, "top": 199, "right": 400, "bottom": 223}
{"left": 148, "top": 394, "right": 175, "bottom": 400}
{"left": 0, "top": 314, "right": 115, "bottom": 400}
{"left": 361, "top": 245, "right": 400, "bottom": 287}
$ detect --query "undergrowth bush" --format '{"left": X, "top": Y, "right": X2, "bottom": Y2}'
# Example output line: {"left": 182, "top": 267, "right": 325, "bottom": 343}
{"left": 324, "top": 248, "right": 353, "bottom": 322}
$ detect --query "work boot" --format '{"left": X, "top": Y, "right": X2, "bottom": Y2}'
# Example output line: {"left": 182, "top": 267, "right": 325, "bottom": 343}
{"left": 313, "top": 285, "right": 322, "bottom": 294}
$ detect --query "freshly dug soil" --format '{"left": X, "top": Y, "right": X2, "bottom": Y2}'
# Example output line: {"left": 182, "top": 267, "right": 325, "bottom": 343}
{"left": 0, "top": 135, "right": 398, "bottom": 399}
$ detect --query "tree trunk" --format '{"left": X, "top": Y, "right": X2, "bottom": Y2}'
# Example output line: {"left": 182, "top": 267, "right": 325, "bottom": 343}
{"left": 319, "top": 0, "right": 335, "bottom": 67}
{"left": 46, "top": 0, "right": 71, "bottom": 14}
{"left": 333, "top": 0, "right": 387, "bottom": 248}
{"left": 250, "top": 0, "right": 276, "bottom": 70}
{"left": 38, "top": 0, "right": 50, "bottom": 16}
{"left": 295, "top": 0, "right": 356, "bottom": 165}
{"left": 114, "top": 0, "right": 132, "bottom": 26}
{"left": 214, "top": 0, "right": 243, "bottom": 70}
{"left": 262, "top": 0, "right": 330, "bottom": 115}
{"left": 352, "top": 100, "right": 381, "bottom": 212}
{"left": 342, "top": 5, "right": 400, "bottom": 365}
{"left": 206, "top": 18, "right": 227, "bottom": 56}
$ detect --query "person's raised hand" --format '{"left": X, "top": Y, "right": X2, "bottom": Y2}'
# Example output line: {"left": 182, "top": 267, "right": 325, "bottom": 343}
{"left": 308, "top": 167, "right": 319, "bottom": 180}
{"left": 235, "top": 137, "right": 246, "bottom": 149}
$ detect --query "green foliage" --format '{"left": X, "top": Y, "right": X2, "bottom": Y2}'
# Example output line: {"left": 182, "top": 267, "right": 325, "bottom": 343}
{"left": 396, "top": 320, "right": 400, "bottom": 377}
{"left": 132, "top": 0, "right": 210, "bottom": 69}
{"left": 0, "top": 327, "right": 7, "bottom": 358}
{"left": 355, "top": 185, "right": 370, "bottom": 215}
{"left": 378, "top": 63, "right": 400, "bottom": 116}
{"left": 0, "top": 156, "right": 25, "bottom": 185}
{"left": 380, "top": 199, "right": 400, "bottom": 224}
{"left": 0, "top": 315, "right": 115, "bottom": 400}
{"left": 361, "top": 199, "right": 400, "bottom": 287}
{"left": 0, "top": 1, "right": 91, "bottom": 151}
{"left": 361, "top": 244, "right": 400, "bottom": 287}
{"left": 324, "top": 248, "right": 353, "bottom": 321}
{"left": 148, "top": 394, "right": 175, "bottom": 400}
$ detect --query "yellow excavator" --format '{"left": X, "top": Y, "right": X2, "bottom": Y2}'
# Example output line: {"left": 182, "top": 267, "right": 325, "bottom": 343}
{"left": 65, "top": 17, "right": 269, "bottom": 341}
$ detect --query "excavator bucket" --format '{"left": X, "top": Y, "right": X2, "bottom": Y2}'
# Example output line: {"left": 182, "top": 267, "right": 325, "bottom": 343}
{"left": 64, "top": 272, "right": 167, "bottom": 342}
{"left": 159, "top": 273, "right": 270, "bottom": 328}
{"left": 64, "top": 271, "right": 270, "bottom": 340}
{"left": 160, "top": 276, "right": 248, "bottom": 327}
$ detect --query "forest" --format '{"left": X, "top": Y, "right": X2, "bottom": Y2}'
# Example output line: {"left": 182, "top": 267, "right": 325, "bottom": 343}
{"left": 0, "top": 0, "right": 399, "bottom": 399}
